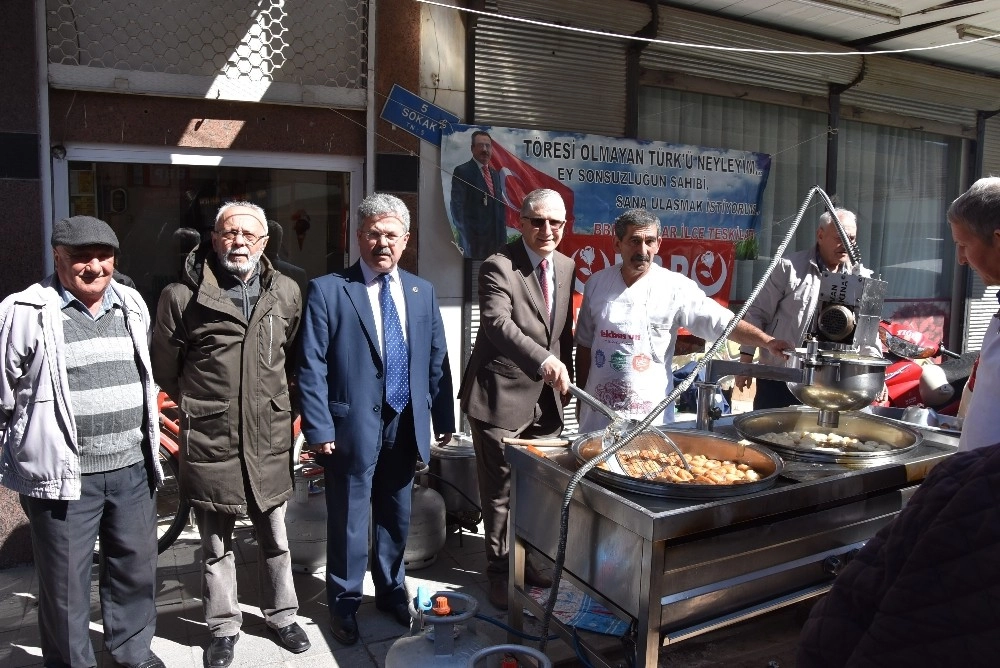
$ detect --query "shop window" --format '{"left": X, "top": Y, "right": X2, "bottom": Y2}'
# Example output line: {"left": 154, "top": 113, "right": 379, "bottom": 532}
{"left": 837, "top": 121, "right": 963, "bottom": 345}
{"left": 638, "top": 87, "right": 828, "bottom": 302}
{"left": 639, "top": 87, "right": 964, "bottom": 334}
{"left": 65, "top": 161, "right": 350, "bottom": 311}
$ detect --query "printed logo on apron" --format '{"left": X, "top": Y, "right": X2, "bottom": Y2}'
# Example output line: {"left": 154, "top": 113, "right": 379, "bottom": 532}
{"left": 632, "top": 353, "right": 651, "bottom": 372}
{"left": 610, "top": 351, "right": 630, "bottom": 372}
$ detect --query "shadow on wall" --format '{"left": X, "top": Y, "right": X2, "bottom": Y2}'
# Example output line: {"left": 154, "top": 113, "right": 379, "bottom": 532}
{"left": 0, "top": 487, "right": 32, "bottom": 568}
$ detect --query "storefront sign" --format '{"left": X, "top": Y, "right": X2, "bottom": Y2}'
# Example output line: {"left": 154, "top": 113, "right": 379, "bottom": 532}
{"left": 441, "top": 124, "right": 771, "bottom": 306}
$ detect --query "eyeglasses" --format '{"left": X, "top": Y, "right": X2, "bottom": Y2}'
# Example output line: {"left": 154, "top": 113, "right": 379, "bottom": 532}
{"left": 523, "top": 217, "right": 566, "bottom": 230}
{"left": 215, "top": 229, "right": 267, "bottom": 245}
{"left": 363, "top": 231, "right": 406, "bottom": 245}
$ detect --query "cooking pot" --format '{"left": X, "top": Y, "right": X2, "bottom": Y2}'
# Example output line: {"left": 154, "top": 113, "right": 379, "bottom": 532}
{"left": 733, "top": 407, "right": 921, "bottom": 464}
{"left": 429, "top": 434, "right": 480, "bottom": 519}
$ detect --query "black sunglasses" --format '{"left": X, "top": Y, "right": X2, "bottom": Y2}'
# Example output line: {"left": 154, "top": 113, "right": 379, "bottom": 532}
{"left": 523, "top": 217, "right": 566, "bottom": 230}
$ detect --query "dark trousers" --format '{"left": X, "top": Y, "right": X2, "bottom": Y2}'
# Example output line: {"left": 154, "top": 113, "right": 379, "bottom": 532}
{"left": 20, "top": 460, "right": 157, "bottom": 668}
{"left": 323, "top": 404, "right": 417, "bottom": 616}
{"left": 469, "top": 390, "right": 562, "bottom": 577}
{"left": 753, "top": 378, "right": 800, "bottom": 411}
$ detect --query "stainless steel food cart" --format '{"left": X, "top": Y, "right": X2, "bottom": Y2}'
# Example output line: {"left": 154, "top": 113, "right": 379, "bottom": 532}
{"left": 506, "top": 417, "right": 957, "bottom": 667}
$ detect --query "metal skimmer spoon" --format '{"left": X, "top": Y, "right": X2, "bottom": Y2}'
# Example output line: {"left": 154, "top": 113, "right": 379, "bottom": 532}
{"left": 568, "top": 384, "right": 692, "bottom": 476}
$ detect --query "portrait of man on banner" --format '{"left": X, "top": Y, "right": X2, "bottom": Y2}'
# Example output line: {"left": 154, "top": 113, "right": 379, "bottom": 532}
{"left": 443, "top": 126, "right": 577, "bottom": 260}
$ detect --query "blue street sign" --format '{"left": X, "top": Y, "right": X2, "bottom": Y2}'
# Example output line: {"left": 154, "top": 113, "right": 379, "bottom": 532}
{"left": 380, "top": 84, "right": 460, "bottom": 147}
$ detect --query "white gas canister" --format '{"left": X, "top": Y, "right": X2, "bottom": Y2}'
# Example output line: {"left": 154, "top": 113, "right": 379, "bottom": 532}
{"left": 918, "top": 364, "right": 954, "bottom": 407}
{"left": 284, "top": 464, "right": 327, "bottom": 573}
{"left": 403, "top": 464, "right": 447, "bottom": 570}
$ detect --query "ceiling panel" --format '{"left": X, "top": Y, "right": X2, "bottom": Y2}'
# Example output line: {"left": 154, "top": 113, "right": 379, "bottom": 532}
{"left": 659, "top": 0, "right": 1000, "bottom": 80}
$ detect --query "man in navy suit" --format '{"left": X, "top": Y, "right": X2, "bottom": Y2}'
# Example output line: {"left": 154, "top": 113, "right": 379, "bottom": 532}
{"left": 297, "top": 193, "right": 455, "bottom": 645}
{"left": 450, "top": 130, "right": 506, "bottom": 259}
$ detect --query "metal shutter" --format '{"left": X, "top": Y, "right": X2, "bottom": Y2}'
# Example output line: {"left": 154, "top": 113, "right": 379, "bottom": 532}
{"left": 472, "top": 1, "right": 636, "bottom": 135}
{"left": 641, "top": 5, "right": 861, "bottom": 97}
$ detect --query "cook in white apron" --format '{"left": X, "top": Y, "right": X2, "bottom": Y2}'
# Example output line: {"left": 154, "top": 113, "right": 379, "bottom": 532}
{"left": 578, "top": 273, "right": 675, "bottom": 433}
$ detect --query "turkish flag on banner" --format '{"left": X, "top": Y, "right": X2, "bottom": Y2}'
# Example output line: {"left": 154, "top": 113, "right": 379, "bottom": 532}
{"left": 488, "top": 141, "right": 609, "bottom": 305}
{"left": 489, "top": 141, "right": 575, "bottom": 232}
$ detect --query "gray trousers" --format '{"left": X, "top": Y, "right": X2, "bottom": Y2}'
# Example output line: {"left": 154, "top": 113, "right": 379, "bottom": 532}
{"left": 21, "top": 460, "right": 158, "bottom": 668}
{"left": 195, "top": 500, "right": 299, "bottom": 637}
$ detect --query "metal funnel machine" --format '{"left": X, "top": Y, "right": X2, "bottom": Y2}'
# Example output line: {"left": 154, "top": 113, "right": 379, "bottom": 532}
{"left": 785, "top": 268, "right": 890, "bottom": 426}
{"left": 698, "top": 219, "right": 889, "bottom": 430}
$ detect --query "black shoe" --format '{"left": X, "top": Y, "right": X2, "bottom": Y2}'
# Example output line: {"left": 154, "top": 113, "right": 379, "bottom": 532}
{"left": 272, "top": 621, "right": 311, "bottom": 653}
{"left": 330, "top": 613, "right": 359, "bottom": 646}
{"left": 376, "top": 601, "right": 412, "bottom": 627}
{"left": 130, "top": 655, "right": 166, "bottom": 668}
{"left": 205, "top": 634, "right": 239, "bottom": 668}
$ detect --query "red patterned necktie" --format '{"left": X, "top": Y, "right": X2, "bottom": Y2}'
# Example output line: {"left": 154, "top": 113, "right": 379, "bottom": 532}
{"left": 538, "top": 258, "right": 551, "bottom": 315}
{"left": 482, "top": 164, "right": 495, "bottom": 197}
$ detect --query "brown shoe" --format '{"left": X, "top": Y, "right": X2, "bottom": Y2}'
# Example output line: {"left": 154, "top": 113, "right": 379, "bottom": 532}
{"left": 488, "top": 576, "right": 509, "bottom": 610}
{"left": 525, "top": 561, "right": 553, "bottom": 588}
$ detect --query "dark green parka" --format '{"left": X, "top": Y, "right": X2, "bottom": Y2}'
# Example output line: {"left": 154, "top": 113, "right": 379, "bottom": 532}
{"left": 151, "top": 249, "right": 302, "bottom": 514}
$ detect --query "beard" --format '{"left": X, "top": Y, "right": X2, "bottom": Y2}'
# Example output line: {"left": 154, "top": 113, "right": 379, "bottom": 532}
{"left": 218, "top": 248, "right": 264, "bottom": 277}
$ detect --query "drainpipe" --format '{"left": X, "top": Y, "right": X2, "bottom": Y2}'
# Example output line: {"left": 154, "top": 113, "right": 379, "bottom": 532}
{"left": 624, "top": 1, "right": 659, "bottom": 138}
{"left": 825, "top": 90, "right": 840, "bottom": 197}
{"left": 827, "top": 59, "right": 867, "bottom": 198}
{"left": 366, "top": 0, "right": 377, "bottom": 197}
{"left": 36, "top": 0, "right": 54, "bottom": 274}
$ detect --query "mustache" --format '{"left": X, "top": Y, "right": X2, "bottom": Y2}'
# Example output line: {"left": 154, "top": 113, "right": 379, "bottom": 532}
{"left": 631, "top": 254, "right": 652, "bottom": 263}
{"left": 374, "top": 247, "right": 393, "bottom": 257}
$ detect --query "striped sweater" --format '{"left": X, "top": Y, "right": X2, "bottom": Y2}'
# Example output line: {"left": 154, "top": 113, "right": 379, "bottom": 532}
{"left": 61, "top": 305, "right": 145, "bottom": 474}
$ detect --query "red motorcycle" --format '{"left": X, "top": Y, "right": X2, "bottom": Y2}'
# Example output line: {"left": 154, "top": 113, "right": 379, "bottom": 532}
{"left": 874, "top": 320, "right": 975, "bottom": 415}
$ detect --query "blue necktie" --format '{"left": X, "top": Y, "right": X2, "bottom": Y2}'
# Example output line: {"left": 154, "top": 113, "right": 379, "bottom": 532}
{"left": 380, "top": 273, "right": 410, "bottom": 412}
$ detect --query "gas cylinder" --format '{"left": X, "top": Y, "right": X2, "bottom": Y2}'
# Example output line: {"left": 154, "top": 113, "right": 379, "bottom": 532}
{"left": 404, "top": 462, "right": 447, "bottom": 570}
{"left": 385, "top": 591, "right": 489, "bottom": 668}
{"left": 284, "top": 464, "right": 327, "bottom": 573}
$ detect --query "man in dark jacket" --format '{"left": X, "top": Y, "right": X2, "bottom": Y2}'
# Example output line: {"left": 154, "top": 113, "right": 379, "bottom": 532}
{"left": 151, "top": 202, "right": 309, "bottom": 667}
{"left": 458, "top": 188, "right": 573, "bottom": 609}
{"left": 797, "top": 442, "right": 1000, "bottom": 666}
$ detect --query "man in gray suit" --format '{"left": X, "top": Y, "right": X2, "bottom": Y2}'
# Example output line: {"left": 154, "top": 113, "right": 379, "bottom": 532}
{"left": 459, "top": 188, "right": 574, "bottom": 609}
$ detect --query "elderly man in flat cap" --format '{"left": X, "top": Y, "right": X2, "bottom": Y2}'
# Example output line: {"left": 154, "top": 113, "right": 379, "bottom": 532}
{"left": 0, "top": 216, "right": 164, "bottom": 668}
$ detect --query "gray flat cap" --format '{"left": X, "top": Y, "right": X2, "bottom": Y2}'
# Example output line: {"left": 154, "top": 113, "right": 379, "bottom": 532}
{"left": 51, "top": 216, "right": 120, "bottom": 250}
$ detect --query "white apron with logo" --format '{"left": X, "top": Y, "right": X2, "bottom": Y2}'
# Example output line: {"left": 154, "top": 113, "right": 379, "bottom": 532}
{"left": 578, "top": 271, "right": 673, "bottom": 433}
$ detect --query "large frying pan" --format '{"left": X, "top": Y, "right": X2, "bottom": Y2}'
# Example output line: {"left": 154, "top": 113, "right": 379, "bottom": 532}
{"left": 733, "top": 407, "right": 922, "bottom": 464}
{"left": 571, "top": 429, "right": 783, "bottom": 499}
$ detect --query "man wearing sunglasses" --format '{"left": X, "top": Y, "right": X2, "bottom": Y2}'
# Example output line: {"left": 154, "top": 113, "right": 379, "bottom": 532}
{"left": 459, "top": 188, "right": 574, "bottom": 610}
